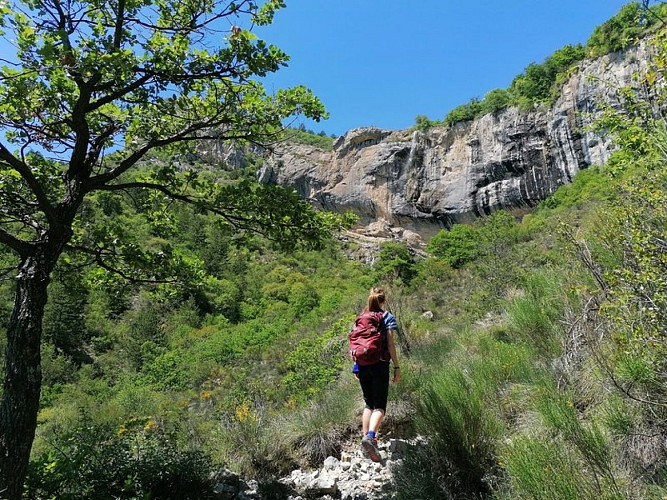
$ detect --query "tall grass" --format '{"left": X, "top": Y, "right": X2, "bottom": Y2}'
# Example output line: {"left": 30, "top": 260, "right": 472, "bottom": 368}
{"left": 394, "top": 365, "right": 502, "bottom": 498}
{"left": 537, "top": 387, "right": 625, "bottom": 497}
{"left": 394, "top": 331, "right": 540, "bottom": 498}
{"left": 423, "top": 368, "right": 502, "bottom": 490}
{"left": 274, "top": 375, "right": 361, "bottom": 466}
{"left": 506, "top": 270, "right": 566, "bottom": 356}
{"left": 502, "top": 435, "right": 593, "bottom": 500}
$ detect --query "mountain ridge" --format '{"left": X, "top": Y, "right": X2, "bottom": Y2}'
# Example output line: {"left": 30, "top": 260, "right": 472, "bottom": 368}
{"left": 253, "top": 40, "right": 652, "bottom": 236}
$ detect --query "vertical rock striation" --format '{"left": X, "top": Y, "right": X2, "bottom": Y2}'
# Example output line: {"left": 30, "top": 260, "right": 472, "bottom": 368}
{"left": 258, "top": 43, "right": 652, "bottom": 231}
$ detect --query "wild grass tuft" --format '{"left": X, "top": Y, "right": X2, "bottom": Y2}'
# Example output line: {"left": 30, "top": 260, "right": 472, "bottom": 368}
{"left": 397, "top": 366, "right": 503, "bottom": 497}
{"left": 506, "top": 270, "right": 566, "bottom": 355}
{"left": 502, "top": 435, "right": 592, "bottom": 500}
{"left": 276, "top": 376, "right": 360, "bottom": 466}
{"left": 537, "top": 387, "right": 624, "bottom": 497}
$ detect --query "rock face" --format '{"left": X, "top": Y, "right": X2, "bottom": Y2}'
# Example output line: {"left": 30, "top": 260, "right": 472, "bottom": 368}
{"left": 258, "top": 42, "right": 652, "bottom": 233}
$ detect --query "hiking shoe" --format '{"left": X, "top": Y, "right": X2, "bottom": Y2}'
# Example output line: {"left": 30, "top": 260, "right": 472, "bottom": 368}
{"left": 361, "top": 434, "right": 381, "bottom": 463}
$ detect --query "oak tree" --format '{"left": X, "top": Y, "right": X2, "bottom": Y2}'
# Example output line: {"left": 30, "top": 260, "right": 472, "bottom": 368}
{"left": 0, "top": 0, "right": 340, "bottom": 496}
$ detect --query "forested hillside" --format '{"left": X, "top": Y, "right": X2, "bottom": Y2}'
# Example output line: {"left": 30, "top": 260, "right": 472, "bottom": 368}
{"left": 1, "top": 1, "right": 667, "bottom": 499}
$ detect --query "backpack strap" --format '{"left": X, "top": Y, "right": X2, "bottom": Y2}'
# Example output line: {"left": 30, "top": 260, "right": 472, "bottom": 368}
{"left": 378, "top": 311, "right": 390, "bottom": 361}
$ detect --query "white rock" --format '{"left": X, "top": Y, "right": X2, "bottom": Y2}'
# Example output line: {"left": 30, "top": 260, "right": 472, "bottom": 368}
{"left": 305, "top": 475, "right": 337, "bottom": 497}
{"left": 323, "top": 455, "right": 340, "bottom": 470}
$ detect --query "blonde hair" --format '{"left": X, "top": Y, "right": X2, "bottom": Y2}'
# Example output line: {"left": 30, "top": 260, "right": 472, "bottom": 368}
{"left": 366, "top": 287, "right": 386, "bottom": 312}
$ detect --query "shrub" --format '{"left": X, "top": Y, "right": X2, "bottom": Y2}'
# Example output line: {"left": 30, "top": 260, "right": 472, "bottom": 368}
{"left": 506, "top": 270, "right": 565, "bottom": 355}
{"left": 288, "top": 281, "right": 320, "bottom": 319}
{"left": 394, "top": 445, "right": 459, "bottom": 500}
{"left": 26, "top": 422, "right": 214, "bottom": 499}
{"left": 142, "top": 349, "right": 193, "bottom": 390}
{"left": 373, "top": 242, "right": 418, "bottom": 285}
{"left": 203, "top": 276, "right": 242, "bottom": 321}
{"left": 510, "top": 44, "right": 586, "bottom": 106}
{"left": 280, "top": 317, "right": 349, "bottom": 403}
{"left": 480, "top": 88, "right": 512, "bottom": 115}
{"left": 414, "top": 114, "right": 440, "bottom": 131}
{"left": 537, "top": 389, "right": 620, "bottom": 494}
{"left": 277, "top": 377, "right": 360, "bottom": 466}
{"left": 587, "top": 2, "right": 644, "bottom": 57}
{"left": 427, "top": 224, "right": 482, "bottom": 268}
{"left": 444, "top": 98, "right": 482, "bottom": 126}
{"left": 282, "top": 127, "right": 335, "bottom": 150}
{"left": 212, "top": 403, "right": 297, "bottom": 478}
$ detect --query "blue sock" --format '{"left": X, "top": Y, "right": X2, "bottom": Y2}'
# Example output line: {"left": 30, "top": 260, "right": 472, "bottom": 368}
{"left": 367, "top": 430, "right": 376, "bottom": 439}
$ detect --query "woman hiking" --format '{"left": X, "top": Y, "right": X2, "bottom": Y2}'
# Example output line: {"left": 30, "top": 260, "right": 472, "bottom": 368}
{"left": 350, "top": 287, "right": 400, "bottom": 462}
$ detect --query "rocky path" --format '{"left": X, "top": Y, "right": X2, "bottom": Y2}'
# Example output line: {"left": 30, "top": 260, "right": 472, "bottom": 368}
{"left": 212, "top": 436, "right": 421, "bottom": 499}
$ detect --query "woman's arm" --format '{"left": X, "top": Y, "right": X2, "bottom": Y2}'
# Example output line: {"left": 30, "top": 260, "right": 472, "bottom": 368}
{"left": 386, "top": 329, "right": 400, "bottom": 383}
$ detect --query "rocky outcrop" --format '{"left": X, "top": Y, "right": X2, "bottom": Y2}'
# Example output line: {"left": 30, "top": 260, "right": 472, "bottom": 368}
{"left": 259, "top": 42, "right": 653, "bottom": 232}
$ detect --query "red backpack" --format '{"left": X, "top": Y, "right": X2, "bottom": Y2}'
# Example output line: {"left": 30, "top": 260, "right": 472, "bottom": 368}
{"left": 348, "top": 311, "right": 387, "bottom": 366}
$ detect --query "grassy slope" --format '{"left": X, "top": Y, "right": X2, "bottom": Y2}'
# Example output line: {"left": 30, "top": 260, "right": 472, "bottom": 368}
{"left": 21, "top": 6, "right": 667, "bottom": 499}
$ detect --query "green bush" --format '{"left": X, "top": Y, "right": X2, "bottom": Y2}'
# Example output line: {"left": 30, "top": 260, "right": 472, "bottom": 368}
{"left": 282, "top": 127, "right": 335, "bottom": 150}
{"left": 26, "top": 423, "right": 214, "bottom": 499}
{"left": 211, "top": 403, "right": 297, "bottom": 478}
{"left": 373, "top": 242, "right": 418, "bottom": 285}
{"left": 142, "top": 349, "right": 193, "bottom": 390}
{"left": 276, "top": 377, "right": 360, "bottom": 466}
{"left": 480, "top": 88, "right": 512, "bottom": 115}
{"left": 444, "top": 98, "right": 482, "bottom": 126}
{"left": 414, "top": 114, "right": 441, "bottom": 131}
{"left": 280, "top": 317, "right": 349, "bottom": 402}
{"left": 427, "top": 224, "right": 482, "bottom": 268}
{"left": 288, "top": 281, "right": 320, "bottom": 319}
{"left": 506, "top": 270, "right": 565, "bottom": 355}
{"left": 538, "top": 389, "right": 619, "bottom": 494}
{"left": 587, "top": 2, "right": 644, "bottom": 57}
{"left": 537, "top": 165, "right": 613, "bottom": 212}
{"left": 510, "top": 44, "right": 586, "bottom": 106}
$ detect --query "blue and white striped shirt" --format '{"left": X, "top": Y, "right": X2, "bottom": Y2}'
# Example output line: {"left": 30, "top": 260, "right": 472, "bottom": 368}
{"left": 382, "top": 310, "right": 398, "bottom": 331}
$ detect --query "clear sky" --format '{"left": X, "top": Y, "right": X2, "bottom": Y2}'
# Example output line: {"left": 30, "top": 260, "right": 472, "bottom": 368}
{"left": 258, "top": 0, "right": 631, "bottom": 136}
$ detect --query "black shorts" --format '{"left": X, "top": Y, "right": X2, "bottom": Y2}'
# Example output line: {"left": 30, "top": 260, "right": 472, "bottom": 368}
{"left": 358, "top": 362, "right": 390, "bottom": 412}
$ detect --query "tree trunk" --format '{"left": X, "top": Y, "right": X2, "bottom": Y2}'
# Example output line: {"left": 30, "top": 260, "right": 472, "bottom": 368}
{"left": 0, "top": 252, "right": 53, "bottom": 500}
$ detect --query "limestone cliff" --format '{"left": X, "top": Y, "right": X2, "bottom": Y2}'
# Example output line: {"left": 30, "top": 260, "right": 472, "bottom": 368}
{"left": 258, "top": 42, "right": 652, "bottom": 235}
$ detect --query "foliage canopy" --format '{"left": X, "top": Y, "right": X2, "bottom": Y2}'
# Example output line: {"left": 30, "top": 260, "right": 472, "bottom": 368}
{"left": 0, "top": 0, "right": 351, "bottom": 496}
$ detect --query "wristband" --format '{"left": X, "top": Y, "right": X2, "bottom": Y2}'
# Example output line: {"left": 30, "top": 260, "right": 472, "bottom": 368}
{"left": 393, "top": 366, "right": 400, "bottom": 370}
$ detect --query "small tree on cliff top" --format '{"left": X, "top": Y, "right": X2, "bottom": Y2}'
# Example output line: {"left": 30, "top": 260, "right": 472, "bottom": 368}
{"left": 0, "top": 0, "right": 346, "bottom": 496}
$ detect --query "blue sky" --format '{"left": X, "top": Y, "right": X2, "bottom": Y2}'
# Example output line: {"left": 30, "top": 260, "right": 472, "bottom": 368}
{"left": 0, "top": 0, "right": 632, "bottom": 137}
{"left": 258, "top": 0, "right": 631, "bottom": 136}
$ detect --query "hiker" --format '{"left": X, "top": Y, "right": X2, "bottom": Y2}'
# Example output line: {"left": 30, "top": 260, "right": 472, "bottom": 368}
{"left": 350, "top": 287, "right": 400, "bottom": 462}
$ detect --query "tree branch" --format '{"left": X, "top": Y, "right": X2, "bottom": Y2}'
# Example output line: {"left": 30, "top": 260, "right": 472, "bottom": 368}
{"left": 113, "top": 0, "right": 126, "bottom": 50}
{"left": 66, "top": 244, "right": 177, "bottom": 284}
{"left": 88, "top": 74, "right": 152, "bottom": 111}
{"left": 92, "top": 181, "right": 256, "bottom": 228}
{"left": 0, "top": 227, "right": 32, "bottom": 256}
{"left": 86, "top": 123, "right": 120, "bottom": 166}
{"left": 84, "top": 119, "right": 252, "bottom": 189}
{"left": 0, "top": 141, "right": 59, "bottom": 226}
{"left": 68, "top": 84, "right": 93, "bottom": 175}
{"left": 122, "top": 1, "right": 253, "bottom": 35}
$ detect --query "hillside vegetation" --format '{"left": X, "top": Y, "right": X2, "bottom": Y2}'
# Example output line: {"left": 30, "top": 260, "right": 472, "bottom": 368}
{"left": 1, "top": 3, "right": 667, "bottom": 499}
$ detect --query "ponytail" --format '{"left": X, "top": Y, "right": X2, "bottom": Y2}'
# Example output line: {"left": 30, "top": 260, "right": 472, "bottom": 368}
{"left": 366, "top": 287, "right": 386, "bottom": 312}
